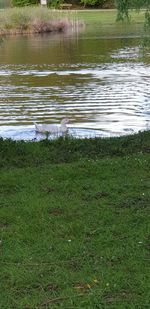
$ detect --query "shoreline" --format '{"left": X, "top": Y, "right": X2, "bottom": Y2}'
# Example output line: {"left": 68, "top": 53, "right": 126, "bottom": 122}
{"left": 0, "top": 130, "right": 150, "bottom": 167}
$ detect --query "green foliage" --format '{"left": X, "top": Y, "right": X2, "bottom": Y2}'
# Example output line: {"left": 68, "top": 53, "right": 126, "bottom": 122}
{"left": 47, "top": 0, "right": 62, "bottom": 9}
{"left": 11, "top": 0, "right": 39, "bottom": 6}
{"left": 115, "top": 0, "right": 130, "bottom": 21}
{"left": 145, "top": 9, "right": 150, "bottom": 28}
{"left": 115, "top": 0, "right": 150, "bottom": 24}
{"left": 131, "top": 0, "right": 150, "bottom": 10}
{"left": 115, "top": 0, "right": 150, "bottom": 48}
{"left": 80, "top": 0, "right": 106, "bottom": 7}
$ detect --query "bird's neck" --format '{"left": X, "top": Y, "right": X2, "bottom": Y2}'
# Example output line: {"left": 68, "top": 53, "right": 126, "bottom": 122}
{"left": 61, "top": 123, "right": 67, "bottom": 128}
{"left": 61, "top": 123, "right": 68, "bottom": 132}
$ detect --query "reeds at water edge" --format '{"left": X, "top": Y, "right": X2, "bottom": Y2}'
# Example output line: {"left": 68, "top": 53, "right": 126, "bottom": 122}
{"left": 0, "top": 6, "right": 82, "bottom": 34}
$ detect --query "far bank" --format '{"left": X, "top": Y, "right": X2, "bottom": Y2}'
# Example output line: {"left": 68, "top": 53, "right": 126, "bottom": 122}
{"left": 0, "top": 7, "right": 146, "bottom": 35}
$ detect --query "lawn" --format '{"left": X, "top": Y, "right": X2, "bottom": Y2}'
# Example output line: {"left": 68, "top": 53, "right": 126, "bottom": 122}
{"left": 0, "top": 131, "right": 150, "bottom": 308}
{"left": 77, "top": 9, "right": 146, "bottom": 25}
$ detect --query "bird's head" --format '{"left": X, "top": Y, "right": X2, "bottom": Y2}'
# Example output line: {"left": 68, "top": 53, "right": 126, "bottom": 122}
{"left": 61, "top": 118, "right": 69, "bottom": 125}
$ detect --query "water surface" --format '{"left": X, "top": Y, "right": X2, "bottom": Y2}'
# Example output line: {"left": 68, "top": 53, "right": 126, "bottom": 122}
{"left": 0, "top": 25, "right": 150, "bottom": 140}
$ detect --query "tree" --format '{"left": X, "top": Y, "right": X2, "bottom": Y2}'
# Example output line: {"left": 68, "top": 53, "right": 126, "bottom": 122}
{"left": 115, "top": 0, "right": 150, "bottom": 29}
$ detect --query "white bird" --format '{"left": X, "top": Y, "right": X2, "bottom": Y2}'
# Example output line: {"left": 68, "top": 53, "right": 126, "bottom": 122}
{"left": 34, "top": 118, "right": 69, "bottom": 135}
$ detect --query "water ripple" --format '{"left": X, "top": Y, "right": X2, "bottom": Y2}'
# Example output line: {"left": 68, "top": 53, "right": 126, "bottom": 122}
{"left": 0, "top": 61, "right": 150, "bottom": 139}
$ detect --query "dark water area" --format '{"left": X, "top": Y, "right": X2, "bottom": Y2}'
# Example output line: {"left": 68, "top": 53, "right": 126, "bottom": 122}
{"left": 0, "top": 25, "right": 150, "bottom": 140}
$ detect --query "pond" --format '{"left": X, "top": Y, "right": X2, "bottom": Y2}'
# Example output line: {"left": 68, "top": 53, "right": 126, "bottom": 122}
{"left": 0, "top": 21, "right": 150, "bottom": 140}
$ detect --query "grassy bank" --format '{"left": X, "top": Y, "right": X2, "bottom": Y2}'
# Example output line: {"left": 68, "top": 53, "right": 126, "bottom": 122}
{"left": 0, "top": 131, "right": 150, "bottom": 308}
{"left": 0, "top": 7, "right": 146, "bottom": 35}
{"left": 0, "top": 130, "right": 150, "bottom": 168}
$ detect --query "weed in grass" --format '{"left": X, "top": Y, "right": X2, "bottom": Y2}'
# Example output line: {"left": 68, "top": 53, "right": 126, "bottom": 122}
{"left": 82, "top": 190, "right": 110, "bottom": 201}
{"left": 119, "top": 196, "right": 150, "bottom": 209}
{"left": 48, "top": 208, "right": 64, "bottom": 216}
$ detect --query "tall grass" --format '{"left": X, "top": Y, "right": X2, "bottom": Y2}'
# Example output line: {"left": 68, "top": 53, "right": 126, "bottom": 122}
{"left": 0, "top": 6, "right": 79, "bottom": 34}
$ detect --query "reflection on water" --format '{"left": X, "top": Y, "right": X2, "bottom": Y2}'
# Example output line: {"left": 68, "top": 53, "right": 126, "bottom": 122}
{"left": 0, "top": 29, "right": 150, "bottom": 140}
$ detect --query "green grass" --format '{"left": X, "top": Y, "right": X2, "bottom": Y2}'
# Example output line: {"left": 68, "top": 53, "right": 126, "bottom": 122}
{"left": 76, "top": 9, "right": 146, "bottom": 37}
{"left": 0, "top": 130, "right": 150, "bottom": 168}
{"left": 77, "top": 9, "right": 146, "bottom": 25}
{"left": 0, "top": 131, "right": 150, "bottom": 308}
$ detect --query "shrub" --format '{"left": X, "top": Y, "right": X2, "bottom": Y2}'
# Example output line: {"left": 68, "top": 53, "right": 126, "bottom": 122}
{"left": 12, "top": 0, "right": 39, "bottom": 6}
{"left": 31, "top": 18, "right": 69, "bottom": 32}
{"left": 80, "top": 0, "right": 106, "bottom": 7}
{"left": 47, "top": 0, "right": 62, "bottom": 9}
